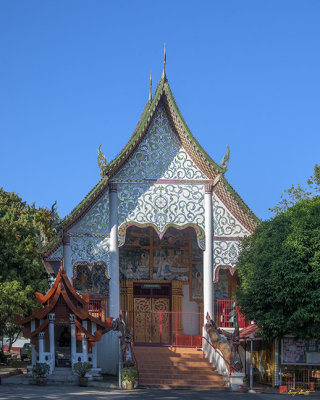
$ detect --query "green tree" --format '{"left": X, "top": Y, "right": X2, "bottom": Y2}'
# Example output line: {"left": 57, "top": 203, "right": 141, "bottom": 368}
{"left": 0, "top": 281, "right": 34, "bottom": 350}
{"left": 236, "top": 196, "right": 320, "bottom": 341}
{"left": 0, "top": 188, "right": 59, "bottom": 349}
{"left": 270, "top": 164, "right": 320, "bottom": 215}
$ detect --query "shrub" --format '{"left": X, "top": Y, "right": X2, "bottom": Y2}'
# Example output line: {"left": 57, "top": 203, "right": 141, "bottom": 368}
{"left": 72, "top": 361, "right": 91, "bottom": 377}
{"left": 121, "top": 366, "right": 138, "bottom": 383}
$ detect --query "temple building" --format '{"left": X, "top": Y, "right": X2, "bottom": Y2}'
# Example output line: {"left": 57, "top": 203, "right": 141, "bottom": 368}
{"left": 38, "top": 58, "right": 258, "bottom": 374}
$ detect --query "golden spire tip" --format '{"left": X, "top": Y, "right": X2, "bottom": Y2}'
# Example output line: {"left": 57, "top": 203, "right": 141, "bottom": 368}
{"left": 162, "top": 43, "right": 166, "bottom": 80}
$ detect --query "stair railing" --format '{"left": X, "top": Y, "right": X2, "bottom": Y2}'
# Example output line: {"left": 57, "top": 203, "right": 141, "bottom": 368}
{"left": 202, "top": 335, "right": 234, "bottom": 385}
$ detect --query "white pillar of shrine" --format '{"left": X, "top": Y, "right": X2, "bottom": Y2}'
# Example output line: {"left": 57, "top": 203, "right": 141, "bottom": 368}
{"left": 38, "top": 332, "right": 45, "bottom": 363}
{"left": 82, "top": 334, "right": 88, "bottom": 362}
{"left": 100, "top": 183, "right": 120, "bottom": 375}
{"left": 48, "top": 313, "right": 55, "bottom": 367}
{"left": 91, "top": 322, "right": 97, "bottom": 368}
{"left": 203, "top": 184, "right": 214, "bottom": 326}
{"left": 109, "top": 183, "right": 120, "bottom": 317}
{"left": 63, "top": 234, "right": 72, "bottom": 280}
{"left": 70, "top": 314, "right": 76, "bottom": 366}
{"left": 30, "top": 320, "right": 37, "bottom": 365}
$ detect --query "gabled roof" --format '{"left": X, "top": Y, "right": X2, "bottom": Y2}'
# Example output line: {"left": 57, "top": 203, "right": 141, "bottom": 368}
{"left": 15, "top": 259, "right": 113, "bottom": 341}
{"left": 41, "top": 74, "right": 259, "bottom": 257}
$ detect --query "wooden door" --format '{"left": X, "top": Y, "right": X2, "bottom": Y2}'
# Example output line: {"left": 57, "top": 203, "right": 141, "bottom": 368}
{"left": 133, "top": 297, "right": 170, "bottom": 344}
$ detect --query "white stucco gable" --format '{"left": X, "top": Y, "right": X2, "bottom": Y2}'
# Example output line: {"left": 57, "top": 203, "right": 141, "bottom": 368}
{"left": 113, "top": 103, "right": 209, "bottom": 182}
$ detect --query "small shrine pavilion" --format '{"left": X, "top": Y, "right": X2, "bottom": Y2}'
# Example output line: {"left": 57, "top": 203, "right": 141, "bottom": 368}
{"left": 15, "top": 259, "right": 113, "bottom": 374}
{"left": 39, "top": 52, "right": 259, "bottom": 374}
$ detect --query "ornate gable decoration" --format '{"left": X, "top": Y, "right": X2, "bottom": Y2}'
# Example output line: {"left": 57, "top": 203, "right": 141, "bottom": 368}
{"left": 114, "top": 103, "right": 208, "bottom": 182}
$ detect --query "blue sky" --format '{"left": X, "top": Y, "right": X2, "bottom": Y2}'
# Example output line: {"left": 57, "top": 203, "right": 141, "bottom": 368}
{"left": 1, "top": 1, "right": 319, "bottom": 221}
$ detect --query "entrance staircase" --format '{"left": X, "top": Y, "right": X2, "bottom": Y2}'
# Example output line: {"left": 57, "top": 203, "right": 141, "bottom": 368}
{"left": 133, "top": 346, "right": 226, "bottom": 389}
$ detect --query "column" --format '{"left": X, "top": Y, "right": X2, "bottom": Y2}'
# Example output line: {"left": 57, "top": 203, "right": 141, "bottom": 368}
{"left": 203, "top": 184, "right": 213, "bottom": 326}
{"left": 82, "top": 334, "right": 88, "bottom": 362}
{"left": 38, "top": 332, "right": 45, "bottom": 363}
{"left": 91, "top": 322, "right": 97, "bottom": 368}
{"left": 30, "top": 320, "right": 37, "bottom": 365}
{"left": 63, "top": 234, "right": 72, "bottom": 279}
{"left": 274, "top": 338, "right": 279, "bottom": 387}
{"left": 48, "top": 313, "right": 55, "bottom": 369}
{"left": 70, "top": 314, "right": 76, "bottom": 365}
{"left": 109, "top": 183, "right": 120, "bottom": 317}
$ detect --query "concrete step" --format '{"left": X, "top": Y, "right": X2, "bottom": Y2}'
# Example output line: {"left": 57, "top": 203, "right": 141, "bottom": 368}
{"left": 133, "top": 346, "right": 226, "bottom": 389}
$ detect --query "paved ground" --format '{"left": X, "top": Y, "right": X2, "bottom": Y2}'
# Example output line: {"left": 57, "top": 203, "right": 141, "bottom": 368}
{"left": 1, "top": 386, "right": 320, "bottom": 400}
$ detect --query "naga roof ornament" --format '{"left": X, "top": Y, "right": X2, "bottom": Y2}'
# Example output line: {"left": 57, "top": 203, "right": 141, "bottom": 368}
{"left": 220, "top": 144, "right": 230, "bottom": 173}
{"left": 97, "top": 143, "right": 107, "bottom": 177}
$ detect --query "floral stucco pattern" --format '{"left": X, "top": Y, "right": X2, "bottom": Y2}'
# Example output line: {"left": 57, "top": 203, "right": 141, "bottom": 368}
{"left": 69, "top": 190, "right": 109, "bottom": 235}
{"left": 117, "top": 183, "right": 205, "bottom": 248}
{"left": 70, "top": 236, "right": 110, "bottom": 265}
{"left": 213, "top": 194, "right": 249, "bottom": 237}
{"left": 114, "top": 103, "right": 208, "bottom": 181}
{"left": 214, "top": 240, "right": 240, "bottom": 268}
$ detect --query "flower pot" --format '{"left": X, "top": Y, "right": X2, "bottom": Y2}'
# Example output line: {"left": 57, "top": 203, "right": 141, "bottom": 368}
{"left": 122, "top": 380, "right": 134, "bottom": 390}
{"left": 78, "top": 377, "right": 88, "bottom": 387}
{"left": 36, "top": 377, "right": 47, "bottom": 386}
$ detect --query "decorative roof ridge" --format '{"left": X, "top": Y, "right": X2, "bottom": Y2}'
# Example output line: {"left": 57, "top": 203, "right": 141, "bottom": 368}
{"left": 105, "top": 78, "right": 165, "bottom": 176}
{"left": 40, "top": 72, "right": 259, "bottom": 257}
{"left": 162, "top": 81, "right": 224, "bottom": 174}
{"left": 40, "top": 179, "right": 108, "bottom": 256}
{"left": 219, "top": 175, "right": 260, "bottom": 226}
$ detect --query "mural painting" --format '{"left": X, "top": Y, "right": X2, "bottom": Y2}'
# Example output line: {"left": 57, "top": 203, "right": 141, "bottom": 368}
{"left": 191, "top": 263, "right": 203, "bottom": 300}
{"left": 120, "top": 248, "right": 150, "bottom": 280}
{"left": 153, "top": 249, "right": 189, "bottom": 281}
{"left": 214, "top": 269, "right": 229, "bottom": 299}
{"left": 74, "top": 262, "right": 110, "bottom": 296}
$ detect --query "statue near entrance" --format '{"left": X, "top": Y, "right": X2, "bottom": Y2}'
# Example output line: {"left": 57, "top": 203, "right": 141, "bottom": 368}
{"left": 205, "top": 312, "right": 242, "bottom": 372}
{"left": 112, "top": 311, "right": 135, "bottom": 367}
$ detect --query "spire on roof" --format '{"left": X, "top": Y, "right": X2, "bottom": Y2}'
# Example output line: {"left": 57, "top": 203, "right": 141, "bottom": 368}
{"left": 162, "top": 43, "right": 166, "bottom": 80}
{"left": 148, "top": 72, "right": 152, "bottom": 103}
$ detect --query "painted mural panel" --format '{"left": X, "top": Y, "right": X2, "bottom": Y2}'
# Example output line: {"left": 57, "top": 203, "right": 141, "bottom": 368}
{"left": 114, "top": 103, "right": 208, "bottom": 181}
{"left": 153, "top": 249, "right": 189, "bottom": 281}
{"left": 74, "top": 262, "right": 110, "bottom": 296}
{"left": 191, "top": 264, "right": 203, "bottom": 300}
{"left": 214, "top": 269, "right": 229, "bottom": 299}
{"left": 119, "top": 248, "right": 150, "bottom": 280}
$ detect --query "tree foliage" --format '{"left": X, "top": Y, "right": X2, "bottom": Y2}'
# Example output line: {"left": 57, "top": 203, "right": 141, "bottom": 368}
{"left": 236, "top": 196, "right": 320, "bottom": 341}
{"left": 0, "top": 188, "right": 58, "bottom": 346}
{"left": 0, "top": 281, "right": 34, "bottom": 349}
{"left": 270, "top": 164, "right": 320, "bottom": 215}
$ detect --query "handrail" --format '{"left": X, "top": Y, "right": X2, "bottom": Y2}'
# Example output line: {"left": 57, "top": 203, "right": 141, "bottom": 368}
{"left": 202, "top": 335, "right": 235, "bottom": 375}
{"left": 131, "top": 344, "right": 139, "bottom": 369}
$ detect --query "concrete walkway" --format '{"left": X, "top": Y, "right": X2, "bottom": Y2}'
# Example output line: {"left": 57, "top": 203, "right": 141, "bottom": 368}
{"left": 1, "top": 384, "right": 320, "bottom": 400}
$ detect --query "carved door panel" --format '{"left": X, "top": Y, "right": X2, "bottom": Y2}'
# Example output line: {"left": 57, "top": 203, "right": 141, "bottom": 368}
{"left": 133, "top": 297, "right": 170, "bottom": 344}
{"left": 151, "top": 298, "right": 170, "bottom": 344}
{"left": 134, "top": 298, "right": 152, "bottom": 343}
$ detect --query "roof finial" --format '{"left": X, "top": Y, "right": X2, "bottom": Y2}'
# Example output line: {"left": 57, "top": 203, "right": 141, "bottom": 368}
{"left": 162, "top": 43, "right": 166, "bottom": 80}
{"left": 148, "top": 71, "right": 152, "bottom": 103}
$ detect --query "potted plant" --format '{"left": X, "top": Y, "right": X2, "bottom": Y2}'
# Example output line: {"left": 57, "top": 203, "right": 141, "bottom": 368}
{"left": 121, "top": 366, "right": 138, "bottom": 390}
{"left": 72, "top": 361, "right": 91, "bottom": 387}
{"left": 32, "top": 362, "right": 50, "bottom": 385}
